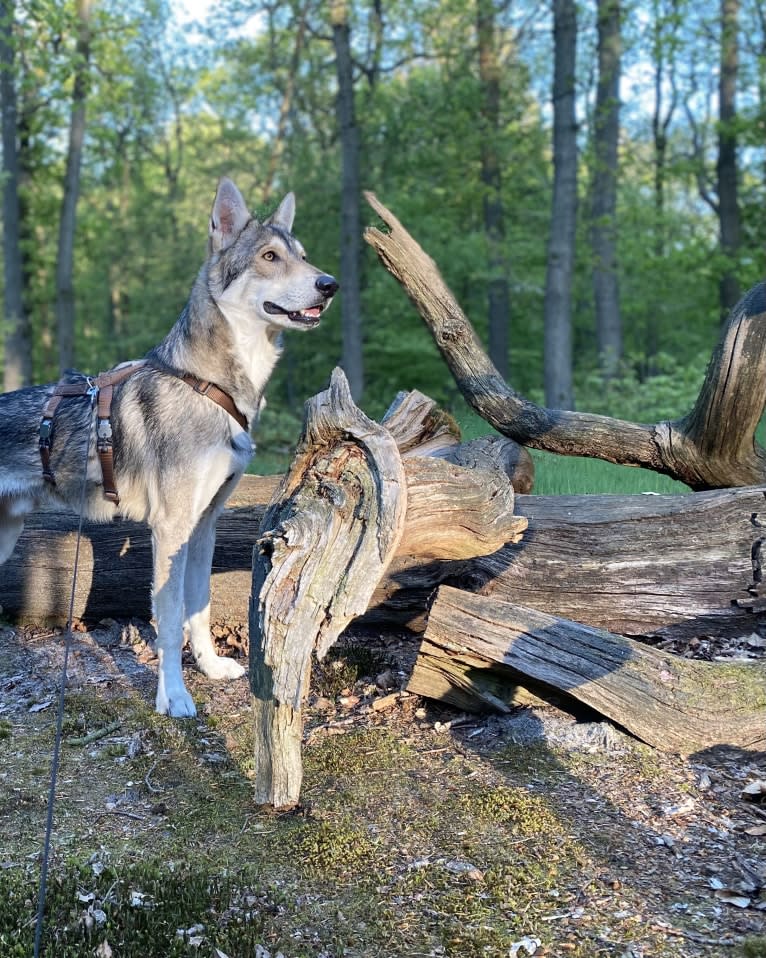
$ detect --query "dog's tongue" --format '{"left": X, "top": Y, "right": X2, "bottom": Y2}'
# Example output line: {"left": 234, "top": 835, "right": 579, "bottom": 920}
{"left": 302, "top": 307, "right": 322, "bottom": 318}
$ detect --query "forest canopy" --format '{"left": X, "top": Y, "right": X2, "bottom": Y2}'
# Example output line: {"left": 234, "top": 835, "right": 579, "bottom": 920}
{"left": 1, "top": 0, "right": 764, "bottom": 432}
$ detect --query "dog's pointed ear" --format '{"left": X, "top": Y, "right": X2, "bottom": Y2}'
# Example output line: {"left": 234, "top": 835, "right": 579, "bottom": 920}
{"left": 265, "top": 192, "right": 296, "bottom": 233}
{"left": 209, "top": 178, "right": 250, "bottom": 253}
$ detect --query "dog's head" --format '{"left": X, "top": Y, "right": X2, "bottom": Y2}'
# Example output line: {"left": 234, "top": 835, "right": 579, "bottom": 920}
{"left": 207, "top": 177, "right": 338, "bottom": 331}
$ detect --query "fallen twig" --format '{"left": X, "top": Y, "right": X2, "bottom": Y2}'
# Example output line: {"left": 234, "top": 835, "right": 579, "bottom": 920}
{"left": 66, "top": 720, "right": 121, "bottom": 747}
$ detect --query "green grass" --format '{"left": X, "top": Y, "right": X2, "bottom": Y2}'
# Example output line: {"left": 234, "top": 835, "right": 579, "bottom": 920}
{"left": 251, "top": 391, "right": 693, "bottom": 495}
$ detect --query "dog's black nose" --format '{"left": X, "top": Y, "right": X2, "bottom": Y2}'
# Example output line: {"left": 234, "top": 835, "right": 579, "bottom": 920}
{"left": 315, "top": 274, "right": 339, "bottom": 297}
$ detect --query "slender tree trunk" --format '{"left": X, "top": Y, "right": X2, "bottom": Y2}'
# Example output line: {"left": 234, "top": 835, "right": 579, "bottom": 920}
{"left": 0, "top": 0, "right": 31, "bottom": 391}
{"left": 261, "top": 0, "right": 308, "bottom": 206}
{"left": 55, "top": 0, "right": 93, "bottom": 375}
{"left": 647, "top": 0, "right": 678, "bottom": 369}
{"left": 591, "top": 0, "right": 622, "bottom": 377}
{"left": 543, "top": 0, "right": 577, "bottom": 409}
{"left": 477, "top": 0, "right": 511, "bottom": 381}
{"left": 330, "top": 0, "right": 363, "bottom": 400}
{"left": 717, "top": 0, "right": 741, "bottom": 317}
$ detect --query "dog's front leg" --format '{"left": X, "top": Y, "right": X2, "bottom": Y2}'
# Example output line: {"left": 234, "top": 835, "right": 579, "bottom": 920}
{"left": 184, "top": 506, "right": 246, "bottom": 682}
{"left": 151, "top": 525, "right": 197, "bottom": 717}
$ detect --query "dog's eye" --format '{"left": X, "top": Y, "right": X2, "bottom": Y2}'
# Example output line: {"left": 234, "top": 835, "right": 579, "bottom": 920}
{"left": 263, "top": 250, "right": 277, "bottom": 262}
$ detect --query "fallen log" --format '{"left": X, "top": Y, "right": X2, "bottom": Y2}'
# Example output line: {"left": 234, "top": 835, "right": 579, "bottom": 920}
{"left": 363, "top": 485, "right": 766, "bottom": 640}
{"left": 3, "top": 478, "right": 764, "bottom": 646}
{"left": 408, "top": 586, "right": 766, "bottom": 754}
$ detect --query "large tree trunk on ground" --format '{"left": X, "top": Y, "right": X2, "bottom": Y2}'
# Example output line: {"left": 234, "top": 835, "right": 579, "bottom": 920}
{"left": 3, "top": 476, "right": 763, "bottom": 645}
{"left": 364, "top": 193, "right": 766, "bottom": 489}
{"left": 408, "top": 586, "right": 766, "bottom": 755}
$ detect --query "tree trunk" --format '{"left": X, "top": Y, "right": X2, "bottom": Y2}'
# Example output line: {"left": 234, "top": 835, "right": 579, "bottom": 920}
{"left": 0, "top": 0, "right": 31, "bottom": 391}
{"left": 591, "top": 0, "right": 622, "bottom": 376}
{"left": 363, "top": 192, "right": 766, "bottom": 489}
{"left": 476, "top": 0, "right": 511, "bottom": 380}
{"left": 543, "top": 0, "right": 577, "bottom": 409}
{"left": 717, "top": 0, "right": 741, "bottom": 317}
{"left": 647, "top": 0, "right": 679, "bottom": 367}
{"left": 409, "top": 586, "right": 766, "bottom": 755}
{"left": 56, "top": 0, "right": 93, "bottom": 375}
{"left": 330, "top": 0, "right": 364, "bottom": 400}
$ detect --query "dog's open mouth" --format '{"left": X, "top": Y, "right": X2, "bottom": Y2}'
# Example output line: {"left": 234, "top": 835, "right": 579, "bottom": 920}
{"left": 263, "top": 301, "right": 325, "bottom": 327}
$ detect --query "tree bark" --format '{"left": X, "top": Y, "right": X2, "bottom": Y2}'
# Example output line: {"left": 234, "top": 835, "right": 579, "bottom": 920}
{"left": 56, "top": 0, "right": 93, "bottom": 375}
{"left": 543, "top": 0, "right": 577, "bottom": 409}
{"left": 717, "top": 0, "right": 741, "bottom": 317}
{"left": 647, "top": 0, "right": 679, "bottom": 366}
{"left": 591, "top": 0, "right": 622, "bottom": 376}
{"left": 249, "top": 369, "right": 526, "bottom": 806}
{"left": 250, "top": 368, "right": 407, "bottom": 805}
{"left": 476, "top": 0, "right": 511, "bottom": 380}
{"left": 363, "top": 192, "right": 766, "bottom": 489}
{"left": 330, "top": 0, "right": 364, "bottom": 400}
{"left": 0, "top": 0, "right": 31, "bottom": 391}
{"left": 409, "top": 586, "right": 766, "bottom": 755}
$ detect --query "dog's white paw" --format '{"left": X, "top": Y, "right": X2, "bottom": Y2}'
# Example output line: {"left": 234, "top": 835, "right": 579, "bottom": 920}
{"left": 155, "top": 680, "right": 197, "bottom": 718}
{"left": 197, "top": 654, "right": 247, "bottom": 682}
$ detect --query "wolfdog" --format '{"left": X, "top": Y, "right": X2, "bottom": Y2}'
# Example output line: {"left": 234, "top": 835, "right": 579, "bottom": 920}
{"left": 0, "top": 178, "right": 338, "bottom": 716}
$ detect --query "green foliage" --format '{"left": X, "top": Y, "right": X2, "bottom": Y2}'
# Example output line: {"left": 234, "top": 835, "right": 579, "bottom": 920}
{"left": 1, "top": 0, "right": 764, "bottom": 501}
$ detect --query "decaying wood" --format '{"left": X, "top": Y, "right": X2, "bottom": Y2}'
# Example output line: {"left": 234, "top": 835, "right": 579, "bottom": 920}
{"left": 5, "top": 478, "right": 764, "bottom": 648}
{"left": 364, "top": 191, "right": 766, "bottom": 490}
{"left": 250, "top": 368, "right": 408, "bottom": 806}
{"left": 249, "top": 369, "right": 528, "bottom": 807}
{"left": 408, "top": 586, "right": 766, "bottom": 754}
{"left": 0, "top": 475, "right": 280, "bottom": 626}
{"left": 364, "top": 485, "right": 766, "bottom": 640}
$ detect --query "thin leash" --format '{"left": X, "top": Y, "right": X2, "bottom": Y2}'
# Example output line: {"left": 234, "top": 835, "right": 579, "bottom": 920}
{"left": 33, "top": 383, "right": 97, "bottom": 958}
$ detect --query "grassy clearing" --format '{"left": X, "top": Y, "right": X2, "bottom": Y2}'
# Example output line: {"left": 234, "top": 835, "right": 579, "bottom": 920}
{"left": 251, "top": 395, "right": 691, "bottom": 495}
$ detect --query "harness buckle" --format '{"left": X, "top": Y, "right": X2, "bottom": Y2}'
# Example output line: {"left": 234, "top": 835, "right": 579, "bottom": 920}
{"left": 193, "top": 379, "right": 212, "bottom": 396}
{"left": 96, "top": 417, "right": 113, "bottom": 449}
{"left": 39, "top": 419, "right": 53, "bottom": 447}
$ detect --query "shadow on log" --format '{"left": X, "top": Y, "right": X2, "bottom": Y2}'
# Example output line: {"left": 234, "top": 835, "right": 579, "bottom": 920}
{"left": 408, "top": 586, "right": 766, "bottom": 754}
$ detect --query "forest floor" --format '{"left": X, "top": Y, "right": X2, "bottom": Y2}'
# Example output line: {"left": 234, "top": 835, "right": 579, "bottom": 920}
{"left": 1, "top": 619, "right": 765, "bottom": 958}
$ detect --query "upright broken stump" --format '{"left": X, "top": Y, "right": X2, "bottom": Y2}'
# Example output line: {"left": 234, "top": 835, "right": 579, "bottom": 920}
{"left": 249, "top": 369, "right": 407, "bottom": 807}
{"left": 249, "top": 368, "right": 527, "bottom": 807}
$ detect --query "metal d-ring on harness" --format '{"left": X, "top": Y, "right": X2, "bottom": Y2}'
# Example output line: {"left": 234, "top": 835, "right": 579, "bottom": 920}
{"left": 38, "top": 360, "right": 249, "bottom": 505}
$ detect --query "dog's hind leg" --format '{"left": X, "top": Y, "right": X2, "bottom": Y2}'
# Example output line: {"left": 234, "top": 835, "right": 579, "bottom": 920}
{"left": 183, "top": 497, "right": 246, "bottom": 682}
{"left": 0, "top": 498, "right": 27, "bottom": 565}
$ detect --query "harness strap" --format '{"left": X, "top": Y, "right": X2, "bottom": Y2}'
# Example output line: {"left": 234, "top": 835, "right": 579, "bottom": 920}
{"left": 176, "top": 373, "right": 249, "bottom": 431}
{"left": 95, "top": 362, "right": 148, "bottom": 503}
{"left": 39, "top": 360, "right": 249, "bottom": 505}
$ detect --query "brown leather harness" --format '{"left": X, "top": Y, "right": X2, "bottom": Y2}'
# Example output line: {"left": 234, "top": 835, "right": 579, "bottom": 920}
{"left": 39, "top": 360, "right": 248, "bottom": 506}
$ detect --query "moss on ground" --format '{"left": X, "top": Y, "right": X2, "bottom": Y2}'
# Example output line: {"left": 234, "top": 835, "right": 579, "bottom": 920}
{"left": 1, "top": 634, "right": 759, "bottom": 957}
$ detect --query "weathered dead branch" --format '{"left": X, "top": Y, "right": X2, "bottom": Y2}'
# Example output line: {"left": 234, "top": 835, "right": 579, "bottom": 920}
{"left": 363, "top": 191, "right": 766, "bottom": 490}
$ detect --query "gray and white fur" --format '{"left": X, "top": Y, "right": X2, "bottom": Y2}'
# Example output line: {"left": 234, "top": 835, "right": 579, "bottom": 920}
{"left": 0, "top": 178, "right": 338, "bottom": 716}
